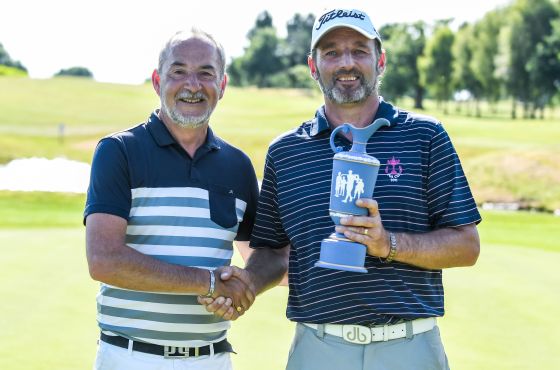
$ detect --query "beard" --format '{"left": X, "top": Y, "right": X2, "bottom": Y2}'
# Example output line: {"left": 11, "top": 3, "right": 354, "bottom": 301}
{"left": 161, "top": 89, "right": 213, "bottom": 129}
{"left": 317, "top": 68, "right": 378, "bottom": 104}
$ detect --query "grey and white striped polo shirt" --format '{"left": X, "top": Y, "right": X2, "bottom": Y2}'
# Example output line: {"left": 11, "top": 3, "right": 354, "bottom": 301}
{"left": 85, "top": 112, "right": 258, "bottom": 346}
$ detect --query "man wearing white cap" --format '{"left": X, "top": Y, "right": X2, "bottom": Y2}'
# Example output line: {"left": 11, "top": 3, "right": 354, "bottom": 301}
{"left": 203, "top": 8, "right": 481, "bottom": 370}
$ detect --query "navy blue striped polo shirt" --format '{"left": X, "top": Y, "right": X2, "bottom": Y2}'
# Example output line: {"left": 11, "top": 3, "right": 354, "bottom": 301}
{"left": 250, "top": 98, "right": 481, "bottom": 325}
{"left": 84, "top": 111, "right": 259, "bottom": 346}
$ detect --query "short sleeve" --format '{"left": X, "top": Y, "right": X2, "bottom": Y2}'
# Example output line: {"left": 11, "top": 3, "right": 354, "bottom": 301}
{"left": 250, "top": 152, "right": 290, "bottom": 249}
{"left": 83, "top": 137, "right": 131, "bottom": 224}
{"left": 426, "top": 124, "right": 481, "bottom": 228}
{"left": 234, "top": 157, "right": 259, "bottom": 241}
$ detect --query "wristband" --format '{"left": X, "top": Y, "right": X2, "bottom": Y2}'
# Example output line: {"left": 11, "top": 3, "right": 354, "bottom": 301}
{"left": 204, "top": 269, "right": 215, "bottom": 297}
{"left": 382, "top": 232, "right": 397, "bottom": 263}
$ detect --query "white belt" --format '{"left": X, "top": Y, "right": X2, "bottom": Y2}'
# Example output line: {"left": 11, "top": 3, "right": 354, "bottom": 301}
{"left": 302, "top": 317, "right": 436, "bottom": 344}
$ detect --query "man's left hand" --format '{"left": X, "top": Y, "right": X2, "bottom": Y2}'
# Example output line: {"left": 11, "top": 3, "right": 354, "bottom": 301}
{"left": 335, "top": 198, "right": 390, "bottom": 259}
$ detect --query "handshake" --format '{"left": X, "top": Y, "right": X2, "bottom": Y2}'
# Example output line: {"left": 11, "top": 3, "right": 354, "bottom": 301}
{"left": 198, "top": 266, "right": 256, "bottom": 321}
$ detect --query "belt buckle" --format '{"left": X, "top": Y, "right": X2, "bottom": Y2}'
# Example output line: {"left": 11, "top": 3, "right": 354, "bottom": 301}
{"left": 164, "top": 346, "right": 199, "bottom": 358}
{"left": 342, "top": 325, "right": 372, "bottom": 344}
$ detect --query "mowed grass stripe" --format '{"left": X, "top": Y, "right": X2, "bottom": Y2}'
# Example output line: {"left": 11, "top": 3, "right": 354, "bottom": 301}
{"left": 441, "top": 243, "right": 560, "bottom": 370}
{"left": 1, "top": 77, "right": 559, "bottom": 210}
{"left": 0, "top": 220, "right": 559, "bottom": 370}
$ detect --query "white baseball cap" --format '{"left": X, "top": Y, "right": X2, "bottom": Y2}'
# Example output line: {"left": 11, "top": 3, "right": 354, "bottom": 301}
{"left": 310, "top": 9, "right": 382, "bottom": 51}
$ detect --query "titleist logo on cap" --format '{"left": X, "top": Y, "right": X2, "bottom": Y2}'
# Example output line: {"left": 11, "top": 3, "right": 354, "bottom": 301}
{"left": 316, "top": 9, "right": 366, "bottom": 30}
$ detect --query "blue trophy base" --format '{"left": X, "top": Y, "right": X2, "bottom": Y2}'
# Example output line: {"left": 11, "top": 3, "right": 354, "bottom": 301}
{"left": 315, "top": 234, "right": 367, "bottom": 273}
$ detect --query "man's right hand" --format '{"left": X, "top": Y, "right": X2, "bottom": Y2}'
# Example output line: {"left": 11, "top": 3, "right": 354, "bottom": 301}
{"left": 198, "top": 246, "right": 289, "bottom": 320}
{"left": 199, "top": 266, "right": 256, "bottom": 320}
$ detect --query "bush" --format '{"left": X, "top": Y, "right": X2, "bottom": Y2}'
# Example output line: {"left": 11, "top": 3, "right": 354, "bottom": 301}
{"left": 262, "top": 65, "right": 317, "bottom": 89}
{"left": 54, "top": 67, "right": 93, "bottom": 78}
{"left": 286, "top": 65, "right": 316, "bottom": 89}
{"left": 0, "top": 65, "right": 27, "bottom": 77}
{"left": 263, "top": 71, "right": 292, "bottom": 88}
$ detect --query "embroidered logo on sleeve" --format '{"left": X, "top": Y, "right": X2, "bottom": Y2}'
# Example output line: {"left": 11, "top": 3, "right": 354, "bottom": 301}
{"left": 385, "top": 156, "right": 403, "bottom": 182}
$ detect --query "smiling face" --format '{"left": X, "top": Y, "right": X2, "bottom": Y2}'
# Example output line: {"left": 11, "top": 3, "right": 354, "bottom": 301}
{"left": 310, "top": 28, "right": 383, "bottom": 105}
{"left": 153, "top": 36, "right": 225, "bottom": 129}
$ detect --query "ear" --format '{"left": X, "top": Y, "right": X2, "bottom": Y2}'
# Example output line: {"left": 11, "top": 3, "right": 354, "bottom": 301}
{"left": 218, "top": 73, "right": 228, "bottom": 100}
{"left": 152, "top": 69, "right": 161, "bottom": 97}
{"left": 377, "top": 50, "right": 386, "bottom": 74}
{"left": 308, "top": 55, "right": 319, "bottom": 80}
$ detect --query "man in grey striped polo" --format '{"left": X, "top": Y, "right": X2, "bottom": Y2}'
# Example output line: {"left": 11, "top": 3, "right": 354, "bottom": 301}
{"left": 84, "top": 29, "right": 258, "bottom": 370}
{"left": 203, "top": 8, "right": 481, "bottom": 370}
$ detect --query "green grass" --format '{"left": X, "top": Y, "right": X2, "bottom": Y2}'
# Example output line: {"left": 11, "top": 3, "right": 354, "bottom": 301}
{"left": 0, "top": 77, "right": 159, "bottom": 163}
{"left": 1, "top": 77, "right": 559, "bottom": 369}
{"left": 0, "top": 228, "right": 99, "bottom": 370}
{"left": 0, "top": 191, "right": 559, "bottom": 369}
{"left": 441, "top": 243, "right": 560, "bottom": 370}
{"left": 0, "top": 65, "right": 27, "bottom": 77}
{"left": 1, "top": 191, "right": 558, "bottom": 252}
{"left": 0, "top": 191, "right": 85, "bottom": 228}
{"left": 477, "top": 210, "right": 560, "bottom": 252}
{"left": 1, "top": 77, "right": 559, "bottom": 210}
{"left": 0, "top": 78, "right": 322, "bottom": 167}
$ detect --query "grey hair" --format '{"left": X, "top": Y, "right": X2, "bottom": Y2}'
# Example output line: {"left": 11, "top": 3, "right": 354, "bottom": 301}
{"left": 157, "top": 28, "right": 226, "bottom": 78}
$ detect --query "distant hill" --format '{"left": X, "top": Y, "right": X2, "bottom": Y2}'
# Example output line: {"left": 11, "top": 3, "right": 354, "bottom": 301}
{"left": 0, "top": 76, "right": 558, "bottom": 211}
{"left": 54, "top": 66, "right": 93, "bottom": 78}
{"left": 0, "top": 65, "right": 27, "bottom": 77}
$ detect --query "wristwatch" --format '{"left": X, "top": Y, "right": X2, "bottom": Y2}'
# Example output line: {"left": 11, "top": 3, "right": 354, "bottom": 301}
{"left": 204, "top": 269, "right": 215, "bottom": 297}
{"left": 382, "top": 232, "right": 397, "bottom": 263}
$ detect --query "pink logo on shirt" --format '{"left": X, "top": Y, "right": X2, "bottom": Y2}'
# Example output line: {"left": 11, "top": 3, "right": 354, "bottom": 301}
{"left": 385, "top": 157, "right": 403, "bottom": 182}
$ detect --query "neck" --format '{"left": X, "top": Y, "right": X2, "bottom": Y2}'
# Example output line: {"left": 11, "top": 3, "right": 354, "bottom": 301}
{"left": 324, "top": 94, "right": 380, "bottom": 129}
{"left": 159, "top": 111, "right": 208, "bottom": 158}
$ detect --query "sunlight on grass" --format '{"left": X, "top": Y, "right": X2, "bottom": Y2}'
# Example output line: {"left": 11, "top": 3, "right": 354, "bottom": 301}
{"left": 0, "top": 197, "right": 559, "bottom": 369}
{"left": 1, "top": 77, "right": 559, "bottom": 210}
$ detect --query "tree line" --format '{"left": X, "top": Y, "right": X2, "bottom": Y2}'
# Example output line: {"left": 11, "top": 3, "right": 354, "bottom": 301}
{"left": 231, "top": 0, "right": 560, "bottom": 119}
{"left": 228, "top": 11, "right": 316, "bottom": 89}
{"left": 1, "top": 0, "right": 558, "bottom": 118}
{"left": 0, "top": 43, "right": 27, "bottom": 76}
{"left": 0, "top": 43, "right": 93, "bottom": 78}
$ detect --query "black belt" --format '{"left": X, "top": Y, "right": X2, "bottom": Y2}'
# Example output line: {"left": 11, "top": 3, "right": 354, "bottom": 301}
{"left": 100, "top": 333, "right": 234, "bottom": 358}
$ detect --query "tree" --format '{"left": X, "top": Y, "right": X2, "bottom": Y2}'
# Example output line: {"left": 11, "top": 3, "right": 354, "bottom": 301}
{"left": 0, "top": 42, "right": 27, "bottom": 72}
{"left": 471, "top": 8, "right": 506, "bottom": 112}
{"left": 54, "top": 66, "right": 93, "bottom": 78}
{"left": 500, "top": 0, "right": 558, "bottom": 118}
{"left": 0, "top": 43, "right": 9, "bottom": 65}
{"left": 419, "top": 23, "right": 455, "bottom": 112}
{"left": 247, "top": 11, "right": 273, "bottom": 40}
{"left": 242, "top": 28, "right": 286, "bottom": 87}
{"left": 266, "top": 65, "right": 316, "bottom": 89}
{"left": 283, "top": 13, "right": 314, "bottom": 67}
{"left": 228, "top": 11, "right": 290, "bottom": 87}
{"left": 226, "top": 57, "right": 248, "bottom": 86}
{"left": 452, "top": 23, "right": 483, "bottom": 116}
{"left": 380, "top": 22, "right": 426, "bottom": 108}
{"left": 528, "top": 18, "right": 560, "bottom": 117}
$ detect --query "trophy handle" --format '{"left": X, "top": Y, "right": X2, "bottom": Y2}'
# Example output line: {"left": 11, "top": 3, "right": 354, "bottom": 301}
{"left": 329, "top": 124, "right": 351, "bottom": 153}
{"left": 330, "top": 119, "right": 390, "bottom": 153}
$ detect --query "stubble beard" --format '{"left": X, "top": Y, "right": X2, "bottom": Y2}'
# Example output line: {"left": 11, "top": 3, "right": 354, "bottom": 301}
{"left": 317, "top": 68, "right": 378, "bottom": 104}
{"left": 160, "top": 85, "right": 214, "bottom": 129}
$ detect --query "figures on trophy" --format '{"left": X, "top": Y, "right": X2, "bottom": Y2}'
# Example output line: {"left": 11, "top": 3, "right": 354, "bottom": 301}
{"left": 335, "top": 170, "right": 365, "bottom": 203}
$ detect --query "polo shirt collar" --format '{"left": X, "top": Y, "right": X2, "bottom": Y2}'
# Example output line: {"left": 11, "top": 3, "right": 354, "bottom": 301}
{"left": 146, "top": 110, "right": 221, "bottom": 150}
{"left": 309, "top": 96, "right": 399, "bottom": 137}
{"left": 204, "top": 126, "right": 221, "bottom": 150}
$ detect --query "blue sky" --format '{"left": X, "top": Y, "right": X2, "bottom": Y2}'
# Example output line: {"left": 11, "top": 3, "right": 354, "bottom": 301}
{"left": 1, "top": 0, "right": 511, "bottom": 84}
